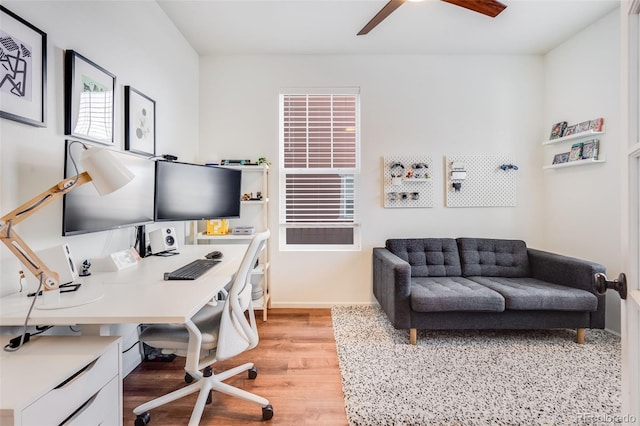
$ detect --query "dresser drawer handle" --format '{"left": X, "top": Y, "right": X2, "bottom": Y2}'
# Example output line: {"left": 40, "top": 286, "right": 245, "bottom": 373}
{"left": 54, "top": 358, "right": 97, "bottom": 389}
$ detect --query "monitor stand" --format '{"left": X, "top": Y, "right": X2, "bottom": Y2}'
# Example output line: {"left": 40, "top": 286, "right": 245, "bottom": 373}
{"left": 137, "top": 225, "right": 149, "bottom": 258}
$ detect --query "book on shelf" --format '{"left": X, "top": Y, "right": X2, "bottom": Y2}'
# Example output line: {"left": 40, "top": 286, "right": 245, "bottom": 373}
{"left": 552, "top": 152, "right": 570, "bottom": 164}
{"left": 549, "top": 121, "right": 567, "bottom": 139}
{"left": 568, "top": 142, "right": 584, "bottom": 161}
{"left": 564, "top": 124, "right": 577, "bottom": 136}
{"left": 581, "top": 139, "right": 599, "bottom": 160}
{"left": 589, "top": 117, "right": 604, "bottom": 132}
{"left": 576, "top": 120, "right": 591, "bottom": 133}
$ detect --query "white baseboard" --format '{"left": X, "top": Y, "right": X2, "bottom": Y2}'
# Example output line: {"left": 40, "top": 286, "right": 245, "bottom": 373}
{"left": 604, "top": 327, "right": 621, "bottom": 337}
{"left": 269, "top": 301, "right": 376, "bottom": 309}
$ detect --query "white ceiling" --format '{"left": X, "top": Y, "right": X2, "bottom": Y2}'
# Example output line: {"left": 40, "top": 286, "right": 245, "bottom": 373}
{"left": 157, "top": 0, "right": 620, "bottom": 56}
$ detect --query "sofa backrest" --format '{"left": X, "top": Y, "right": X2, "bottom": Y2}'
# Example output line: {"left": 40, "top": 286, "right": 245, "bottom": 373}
{"left": 385, "top": 238, "right": 462, "bottom": 277}
{"left": 457, "top": 238, "right": 530, "bottom": 277}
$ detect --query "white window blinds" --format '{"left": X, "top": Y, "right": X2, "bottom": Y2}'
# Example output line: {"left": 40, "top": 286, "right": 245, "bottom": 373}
{"left": 279, "top": 89, "right": 360, "bottom": 250}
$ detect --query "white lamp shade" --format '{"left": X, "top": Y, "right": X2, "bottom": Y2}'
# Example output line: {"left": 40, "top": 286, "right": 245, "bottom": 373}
{"left": 80, "top": 147, "right": 135, "bottom": 195}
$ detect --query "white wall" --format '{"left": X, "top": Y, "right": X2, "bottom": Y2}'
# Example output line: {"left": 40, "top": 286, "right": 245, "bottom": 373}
{"left": 0, "top": 1, "right": 199, "bottom": 373}
{"left": 199, "top": 54, "right": 545, "bottom": 308}
{"left": 542, "top": 9, "right": 622, "bottom": 332}
{"left": 0, "top": 1, "right": 199, "bottom": 294}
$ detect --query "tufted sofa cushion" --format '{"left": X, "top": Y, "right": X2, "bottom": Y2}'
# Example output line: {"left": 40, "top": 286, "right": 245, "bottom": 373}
{"left": 385, "top": 238, "right": 462, "bottom": 277}
{"left": 411, "top": 276, "right": 505, "bottom": 312}
{"left": 468, "top": 277, "right": 598, "bottom": 311}
{"left": 457, "top": 238, "right": 530, "bottom": 278}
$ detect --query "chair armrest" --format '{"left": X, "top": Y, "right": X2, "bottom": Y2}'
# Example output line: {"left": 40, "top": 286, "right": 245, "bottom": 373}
{"left": 372, "top": 248, "right": 412, "bottom": 329}
{"left": 528, "top": 248, "right": 605, "bottom": 293}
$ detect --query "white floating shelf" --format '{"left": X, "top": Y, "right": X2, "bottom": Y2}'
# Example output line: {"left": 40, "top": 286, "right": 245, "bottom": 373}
{"left": 542, "top": 128, "right": 605, "bottom": 146}
{"left": 543, "top": 158, "right": 606, "bottom": 169}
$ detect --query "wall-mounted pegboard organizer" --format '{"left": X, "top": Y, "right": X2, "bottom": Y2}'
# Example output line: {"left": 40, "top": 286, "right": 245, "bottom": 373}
{"left": 383, "top": 156, "right": 434, "bottom": 208}
{"left": 445, "top": 154, "right": 517, "bottom": 208}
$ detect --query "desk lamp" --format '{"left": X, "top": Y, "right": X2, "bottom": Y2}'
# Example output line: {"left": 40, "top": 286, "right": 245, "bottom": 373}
{"left": 0, "top": 141, "right": 134, "bottom": 304}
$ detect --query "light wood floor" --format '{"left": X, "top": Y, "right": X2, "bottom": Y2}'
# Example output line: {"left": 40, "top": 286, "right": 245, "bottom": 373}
{"left": 122, "top": 309, "right": 348, "bottom": 425}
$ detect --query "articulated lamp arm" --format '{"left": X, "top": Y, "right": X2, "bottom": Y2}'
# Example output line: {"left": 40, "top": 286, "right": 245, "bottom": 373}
{"left": 0, "top": 172, "right": 92, "bottom": 291}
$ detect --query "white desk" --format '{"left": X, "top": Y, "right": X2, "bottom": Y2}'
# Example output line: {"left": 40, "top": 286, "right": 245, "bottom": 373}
{"left": 0, "top": 244, "right": 246, "bottom": 333}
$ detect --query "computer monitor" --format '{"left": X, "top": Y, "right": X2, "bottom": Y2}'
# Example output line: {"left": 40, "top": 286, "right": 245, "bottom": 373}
{"left": 62, "top": 140, "right": 155, "bottom": 236}
{"left": 154, "top": 160, "right": 242, "bottom": 221}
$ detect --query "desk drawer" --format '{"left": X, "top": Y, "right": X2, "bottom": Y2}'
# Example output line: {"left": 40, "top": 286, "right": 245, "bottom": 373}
{"left": 63, "top": 376, "right": 120, "bottom": 426}
{"left": 21, "top": 343, "right": 119, "bottom": 425}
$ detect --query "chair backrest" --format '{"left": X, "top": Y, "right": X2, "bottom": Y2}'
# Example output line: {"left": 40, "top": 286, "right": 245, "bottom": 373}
{"left": 216, "top": 230, "right": 270, "bottom": 361}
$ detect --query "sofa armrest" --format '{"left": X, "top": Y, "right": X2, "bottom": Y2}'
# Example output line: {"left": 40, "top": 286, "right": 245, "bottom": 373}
{"left": 528, "top": 248, "right": 605, "bottom": 292}
{"left": 372, "top": 248, "right": 412, "bottom": 329}
{"left": 528, "top": 248, "right": 606, "bottom": 328}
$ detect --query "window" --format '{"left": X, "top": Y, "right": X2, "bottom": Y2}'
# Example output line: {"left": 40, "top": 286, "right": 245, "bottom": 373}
{"left": 279, "top": 88, "right": 360, "bottom": 251}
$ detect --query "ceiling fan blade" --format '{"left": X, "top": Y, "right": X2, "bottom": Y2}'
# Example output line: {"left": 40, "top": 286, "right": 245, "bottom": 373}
{"left": 441, "top": 0, "right": 507, "bottom": 18}
{"left": 357, "top": 0, "right": 407, "bottom": 36}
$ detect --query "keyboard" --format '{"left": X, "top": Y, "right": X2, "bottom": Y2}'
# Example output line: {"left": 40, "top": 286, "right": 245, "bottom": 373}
{"left": 164, "top": 259, "right": 221, "bottom": 280}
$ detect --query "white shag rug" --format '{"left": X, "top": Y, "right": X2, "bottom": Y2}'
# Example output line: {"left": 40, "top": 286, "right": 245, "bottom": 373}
{"left": 332, "top": 305, "right": 621, "bottom": 426}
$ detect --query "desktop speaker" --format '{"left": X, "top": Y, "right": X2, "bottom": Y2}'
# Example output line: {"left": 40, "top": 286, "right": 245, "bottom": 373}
{"left": 150, "top": 227, "right": 178, "bottom": 254}
{"left": 36, "top": 243, "right": 78, "bottom": 285}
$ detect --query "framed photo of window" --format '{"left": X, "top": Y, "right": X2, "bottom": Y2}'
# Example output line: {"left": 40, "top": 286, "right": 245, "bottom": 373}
{"left": 0, "top": 6, "right": 47, "bottom": 127}
{"left": 124, "top": 86, "right": 156, "bottom": 156}
{"left": 64, "top": 50, "right": 115, "bottom": 145}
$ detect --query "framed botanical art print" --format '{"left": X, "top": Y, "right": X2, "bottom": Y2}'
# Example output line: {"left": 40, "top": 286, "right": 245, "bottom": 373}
{"left": 124, "top": 86, "right": 156, "bottom": 156}
{"left": 64, "top": 50, "right": 115, "bottom": 145}
{"left": 0, "top": 6, "right": 47, "bottom": 127}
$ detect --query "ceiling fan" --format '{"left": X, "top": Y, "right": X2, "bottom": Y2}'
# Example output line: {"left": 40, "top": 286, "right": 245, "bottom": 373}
{"left": 357, "top": 0, "right": 507, "bottom": 35}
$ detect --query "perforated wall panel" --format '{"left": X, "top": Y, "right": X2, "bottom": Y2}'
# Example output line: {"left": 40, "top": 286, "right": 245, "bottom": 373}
{"left": 445, "top": 154, "right": 517, "bottom": 207}
{"left": 383, "top": 156, "right": 434, "bottom": 208}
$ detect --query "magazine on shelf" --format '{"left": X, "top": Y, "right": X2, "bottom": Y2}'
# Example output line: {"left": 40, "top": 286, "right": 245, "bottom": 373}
{"left": 568, "top": 142, "right": 584, "bottom": 161}
{"left": 581, "top": 139, "right": 599, "bottom": 160}
{"left": 549, "top": 121, "right": 567, "bottom": 139}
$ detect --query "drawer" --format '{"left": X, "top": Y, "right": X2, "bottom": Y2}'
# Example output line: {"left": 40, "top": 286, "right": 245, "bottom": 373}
{"left": 21, "top": 343, "right": 119, "bottom": 425}
{"left": 63, "top": 376, "right": 120, "bottom": 426}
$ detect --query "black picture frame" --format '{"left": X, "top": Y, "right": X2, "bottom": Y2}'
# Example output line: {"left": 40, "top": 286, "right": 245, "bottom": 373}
{"left": 0, "top": 6, "right": 47, "bottom": 127}
{"left": 124, "top": 86, "right": 156, "bottom": 156}
{"left": 64, "top": 50, "right": 115, "bottom": 145}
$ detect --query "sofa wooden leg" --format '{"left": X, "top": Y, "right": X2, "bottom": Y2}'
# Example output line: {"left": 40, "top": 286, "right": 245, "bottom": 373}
{"left": 410, "top": 328, "right": 417, "bottom": 345}
{"left": 576, "top": 328, "right": 585, "bottom": 344}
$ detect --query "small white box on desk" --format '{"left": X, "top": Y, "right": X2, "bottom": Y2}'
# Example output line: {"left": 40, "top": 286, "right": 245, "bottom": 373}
{"left": 91, "top": 248, "right": 140, "bottom": 272}
{"left": 232, "top": 226, "right": 255, "bottom": 235}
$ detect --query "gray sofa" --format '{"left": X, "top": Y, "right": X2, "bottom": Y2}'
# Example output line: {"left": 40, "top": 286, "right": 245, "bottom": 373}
{"left": 372, "top": 238, "right": 606, "bottom": 344}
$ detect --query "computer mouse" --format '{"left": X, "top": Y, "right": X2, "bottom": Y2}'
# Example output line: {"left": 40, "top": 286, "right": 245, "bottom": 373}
{"left": 205, "top": 250, "right": 223, "bottom": 260}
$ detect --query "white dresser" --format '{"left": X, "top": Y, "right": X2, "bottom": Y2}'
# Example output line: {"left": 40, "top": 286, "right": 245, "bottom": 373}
{"left": 0, "top": 335, "right": 122, "bottom": 425}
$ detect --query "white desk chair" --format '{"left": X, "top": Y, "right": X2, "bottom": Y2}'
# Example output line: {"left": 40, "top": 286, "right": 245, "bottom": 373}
{"left": 133, "top": 230, "right": 272, "bottom": 425}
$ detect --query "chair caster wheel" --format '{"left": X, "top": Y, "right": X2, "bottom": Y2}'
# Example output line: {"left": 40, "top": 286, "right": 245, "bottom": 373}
{"left": 248, "top": 367, "right": 258, "bottom": 379}
{"left": 185, "top": 373, "right": 194, "bottom": 383}
{"left": 262, "top": 404, "right": 274, "bottom": 420}
{"left": 134, "top": 412, "right": 151, "bottom": 426}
